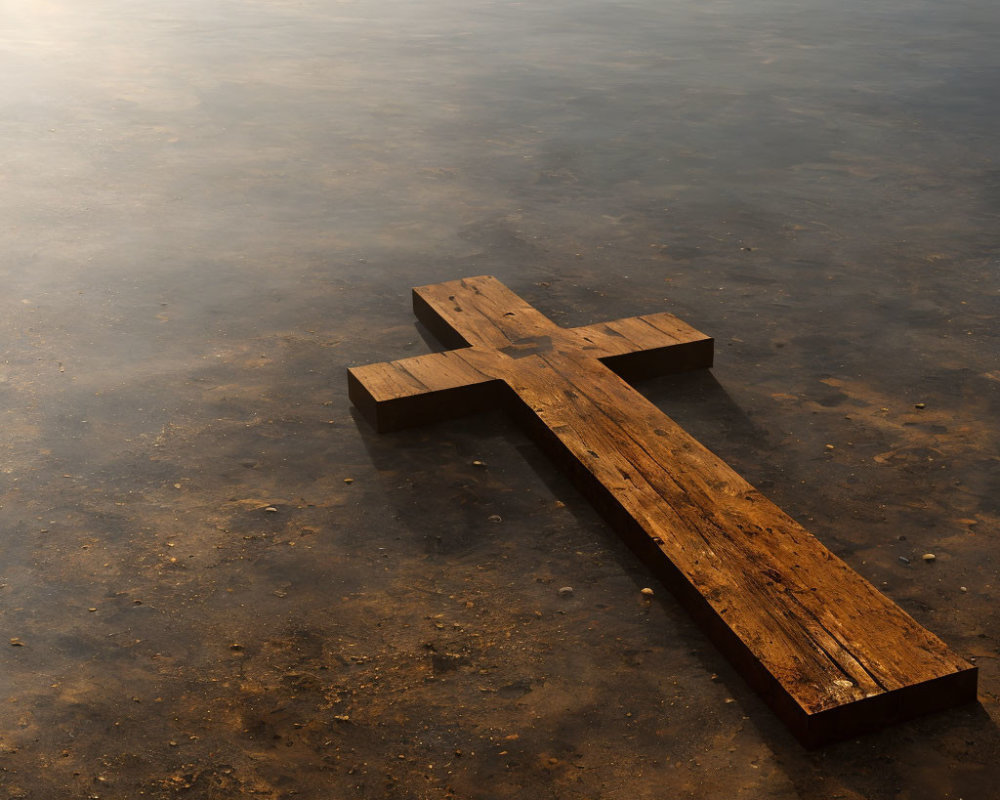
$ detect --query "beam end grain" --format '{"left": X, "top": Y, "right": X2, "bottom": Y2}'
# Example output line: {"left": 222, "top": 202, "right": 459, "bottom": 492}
{"left": 798, "top": 664, "right": 979, "bottom": 747}
{"left": 348, "top": 353, "right": 503, "bottom": 432}
{"left": 600, "top": 336, "right": 714, "bottom": 381}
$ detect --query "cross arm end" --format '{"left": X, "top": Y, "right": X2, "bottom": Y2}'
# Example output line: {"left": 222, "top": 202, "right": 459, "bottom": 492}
{"left": 571, "top": 311, "right": 714, "bottom": 381}
{"left": 348, "top": 351, "right": 502, "bottom": 433}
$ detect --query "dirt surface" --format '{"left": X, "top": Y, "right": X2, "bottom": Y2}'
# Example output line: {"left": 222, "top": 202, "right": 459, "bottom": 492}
{"left": 1, "top": 0, "right": 997, "bottom": 797}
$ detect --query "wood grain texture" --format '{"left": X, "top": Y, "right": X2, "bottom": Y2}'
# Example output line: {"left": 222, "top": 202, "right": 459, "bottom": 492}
{"left": 348, "top": 275, "right": 977, "bottom": 746}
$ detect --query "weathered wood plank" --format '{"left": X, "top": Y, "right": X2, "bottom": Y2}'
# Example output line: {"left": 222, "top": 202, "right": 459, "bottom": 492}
{"left": 414, "top": 277, "right": 560, "bottom": 349}
{"left": 569, "top": 312, "right": 714, "bottom": 380}
{"left": 348, "top": 351, "right": 500, "bottom": 433}
{"left": 504, "top": 350, "right": 968, "bottom": 709}
{"left": 349, "top": 275, "right": 977, "bottom": 746}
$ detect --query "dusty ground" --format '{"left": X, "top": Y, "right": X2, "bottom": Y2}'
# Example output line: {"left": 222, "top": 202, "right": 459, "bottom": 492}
{"left": 1, "top": 0, "right": 998, "bottom": 797}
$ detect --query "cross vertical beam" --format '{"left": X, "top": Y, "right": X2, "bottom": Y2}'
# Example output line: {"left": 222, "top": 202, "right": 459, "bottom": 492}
{"left": 348, "top": 276, "right": 977, "bottom": 747}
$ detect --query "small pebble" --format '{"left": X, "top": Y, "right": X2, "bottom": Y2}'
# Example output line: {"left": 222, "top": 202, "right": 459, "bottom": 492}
{"left": 825, "top": 444, "right": 835, "bottom": 450}
{"left": 558, "top": 586, "right": 574, "bottom": 597}
{"left": 488, "top": 514, "right": 502, "bottom": 523}
{"left": 472, "top": 460, "right": 485, "bottom": 468}
{"left": 264, "top": 506, "right": 278, "bottom": 513}
{"left": 922, "top": 553, "right": 936, "bottom": 562}
{"left": 960, "top": 586, "right": 968, "bottom": 593}
{"left": 9, "top": 638, "right": 24, "bottom": 647}
{"left": 915, "top": 403, "right": 926, "bottom": 409}
{"left": 640, "top": 587, "right": 654, "bottom": 597}
{"left": 344, "top": 477, "right": 354, "bottom": 484}
{"left": 898, "top": 556, "right": 910, "bottom": 564}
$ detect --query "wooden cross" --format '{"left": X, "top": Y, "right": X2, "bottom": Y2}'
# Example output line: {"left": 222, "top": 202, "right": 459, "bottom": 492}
{"left": 348, "top": 275, "right": 976, "bottom": 746}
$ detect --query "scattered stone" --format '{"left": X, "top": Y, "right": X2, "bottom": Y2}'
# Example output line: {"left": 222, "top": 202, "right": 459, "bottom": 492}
{"left": 264, "top": 506, "right": 278, "bottom": 513}
{"left": 472, "top": 460, "right": 486, "bottom": 467}
{"left": 88, "top": 607, "right": 97, "bottom": 613}
{"left": 344, "top": 477, "right": 354, "bottom": 484}
{"left": 922, "top": 553, "right": 936, "bottom": 562}
{"left": 229, "top": 643, "right": 244, "bottom": 651}
{"left": 334, "top": 714, "right": 350, "bottom": 722}
{"left": 825, "top": 444, "right": 835, "bottom": 450}
{"left": 558, "top": 586, "right": 574, "bottom": 597}
{"left": 960, "top": 586, "right": 968, "bottom": 593}
{"left": 640, "top": 587, "right": 654, "bottom": 597}
{"left": 914, "top": 403, "right": 926, "bottom": 409}
{"left": 898, "top": 556, "right": 910, "bottom": 564}
{"left": 488, "top": 514, "right": 502, "bottom": 523}
{"left": 9, "top": 638, "right": 24, "bottom": 647}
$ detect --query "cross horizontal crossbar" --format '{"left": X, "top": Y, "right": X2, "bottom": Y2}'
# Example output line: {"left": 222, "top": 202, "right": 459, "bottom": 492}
{"left": 348, "top": 276, "right": 977, "bottom": 747}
